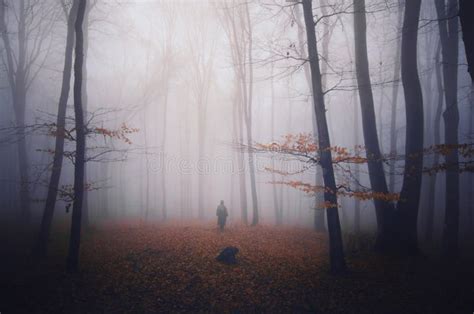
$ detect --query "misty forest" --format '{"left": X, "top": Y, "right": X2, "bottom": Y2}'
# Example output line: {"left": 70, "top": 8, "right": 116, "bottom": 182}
{"left": 1, "top": 0, "right": 474, "bottom": 312}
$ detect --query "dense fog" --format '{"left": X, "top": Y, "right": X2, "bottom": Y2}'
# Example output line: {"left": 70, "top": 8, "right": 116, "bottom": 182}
{"left": 2, "top": 1, "right": 474, "bottom": 312}
{"left": 0, "top": 0, "right": 472, "bottom": 248}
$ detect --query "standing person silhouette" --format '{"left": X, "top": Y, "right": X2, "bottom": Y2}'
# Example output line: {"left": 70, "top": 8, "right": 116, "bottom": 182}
{"left": 216, "top": 200, "right": 228, "bottom": 231}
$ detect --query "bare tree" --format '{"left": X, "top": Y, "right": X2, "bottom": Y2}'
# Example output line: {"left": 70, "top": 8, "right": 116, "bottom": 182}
{"left": 294, "top": 3, "right": 325, "bottom": 231}
{"left": 435, "top": 0, "right": 460, "bottom": 259}
{"left": 301, "top": 0, "right": 345, "bottom": 273}
{"left": 242, "top": 2, "right": 259, "bottom": 226}
{"left": 34, "top": 0, "right": 78, "bottom": 259}
{"left": 388, "top": 1, "right": 403, "bottom": 194}
{"left": 0, "top": 0, "right": 57, "bottom": 222}
{"left": 425, "top": 45, "right": 444, "bottom": 242}
{"left": 396, "top": 0, "right": 424, "bottom": 254}
{"left": 218, "top": 1, "right": 253, "bottom": 224}
{"left": 187, "top": 7, "right": 216, "bottom": 220}
{"left": 353, "top": 0, "right": 396, "bottom": 251}
{"left": 66, "top": 0, "right": 86, "bottom": 272}
{"left": 459, "top": 0, "right": 474, "bottom": 82}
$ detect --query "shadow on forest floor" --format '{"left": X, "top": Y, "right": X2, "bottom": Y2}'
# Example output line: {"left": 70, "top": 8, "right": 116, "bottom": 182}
{"left": 1, "top": 220, "right": 473, "bottom": 313}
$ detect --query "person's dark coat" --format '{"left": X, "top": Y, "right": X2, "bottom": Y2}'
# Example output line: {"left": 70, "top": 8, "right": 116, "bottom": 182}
{"left": 216, "top": 204, "right": 228, "bottom": 229}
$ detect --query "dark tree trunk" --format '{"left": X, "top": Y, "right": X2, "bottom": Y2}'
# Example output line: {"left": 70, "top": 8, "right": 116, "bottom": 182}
{"left": 34, "top": 0, "right": 78, "bottom": 259}
{"left": 294, "top": 4, "right": 326, "bottom": 231}
{"left": 81, "top": 1, "right": 91, "bottom": 228}
{"left": 302, "top": 0, "right": 345, "bottom": 274}
{"left": 67, "top": 0, "right": 87, "bottom": 273}
{"left": 0, "top": 0, "right": 31, "bottom": 223}
{"left": 389, "top": 2, "right": 403, "bottom": 194}
{"left": 435, "top": 0, "right": 460, "bottom": 259}
{"left": 396, "top": 0, "right": 424, "bottom": 255}
{"left": 224, "top": 5, "right": 248, "bottom": 224}
{"left": 459, "top": 0, "right": 474, "bottom": 82}
{"left": 161, "top": 65, "right": 170, "bottom": 221}
{"left": 425, "top": 46, "right": 444, "bottom": 242}
{"left": 270, "top": 65, "right": 281, "bottom": 225}
{"left": 243, "top": 2, "right": 259, "bottom": 226}
{"left": 353, "top": 86, "right": 361, "bottom": 234}
{"left": 353, "top": 0, "right": 396, "bottom": 252}
{"left": 236, "top": 85, "right": 248, "bottom": 224}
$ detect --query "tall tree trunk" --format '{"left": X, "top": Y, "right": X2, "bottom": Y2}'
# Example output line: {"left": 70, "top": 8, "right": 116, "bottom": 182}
{"left": 396, "top": 0, "right": 424, "bottom": 254}
{"left": 353, "top": 0, "right": 396, "bottom": 251}
{"left": 223, "top": 3, "right": 248, "bottom": 224}
{"left": 459, "top": 0, "right": 474, "bottom": 82}
{"left": 294, "top": 4, "right": 325, "bottom": 231}
{"left": 425, "top": 45, "right": 443, "bottom": 242}
{"left": 161, "top": 76, "right": 169, "bottom": 221}
{"left": 435, "top": 0, "right": 460, "bottom": 259}
{"left": 81, "top": 1, "right": 91, "bottom": 228}
{"left": 468, "top": 87, "right": 473, "bottom": 235}
{"left": 302, "top": 0, "right": 345, "bottom": 273}
{"left": 0, "top": 0, "right": 31, "bottom": 223}
{"left": 236, "top": 91, "right": 248, "bottom": 224}
{"left": 16, "top": 0, "right": 30, "bottom": 223}
{"left": 270, "top": 65, "right": 281, "bottom": 225}
{"left": 34, "top": 0, "right": 78, "bottom": 258}
{"left": 389, "top": 1, "right": 403, "bottom": 194}
{"left": 243, "top": 2, "right": 259, "bottom": 226}
{"left": 67, "top": 0, "right": 87, "bottom": 272}
{"left": 143, "top": 103, "right": 150, "bottom": 221}
{"left": 353, "top": 86, "right": 361, "bottom": 234}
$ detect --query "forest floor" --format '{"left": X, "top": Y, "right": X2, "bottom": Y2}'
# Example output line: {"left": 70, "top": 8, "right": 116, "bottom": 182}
{"left": 1, "top": 220, "right": 474, "bottom": 313}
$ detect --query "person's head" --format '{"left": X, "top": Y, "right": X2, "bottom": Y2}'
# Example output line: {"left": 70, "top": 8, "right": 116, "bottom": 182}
{"left": 220, "top": 200, "right": 224, "bottom": 205}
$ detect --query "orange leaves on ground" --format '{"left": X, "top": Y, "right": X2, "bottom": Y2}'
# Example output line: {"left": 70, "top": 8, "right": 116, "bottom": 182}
{"left": 75, "top": 221, "right": 328, "bottom": 312}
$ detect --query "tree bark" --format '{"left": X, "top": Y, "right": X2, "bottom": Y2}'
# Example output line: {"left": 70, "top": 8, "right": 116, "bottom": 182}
{"left": 353, "top": 0, "right": 396, "bottom": 251}
{"left": 294, "top": 4, "right": 325, "bottom": 231}
{"left": 243, "top": 2, "right": 259, "bottom": 226}
{"left": 270, "top": 65, "right": 281, "bottom": 225}
{"left": 67, "top": 0, "right": 87, "bottom": 273}
{"left": 0, "top": 0, "right": 31, "bottom": 223}
{"left": 396, "top": 0, "right": 424, "bottom": 254}
{"left": 81, "top": 1, "right": 91, "bottom": 228}
{"left": 34, "top": 0, "right": 78, "bottom": 259}
{"left": 353, "top": 86, "right": 361, "bottom": 234}
{"left": 425, "top": 45, "right": 443, "bottom": 242}
{"left": 302, "top": 0, "right": 345, "bottom": 273}
{"left": 435, "top": 0, "right": 460, "bottom": 259}
{"left": 389, "top": 3, "right": 403, "bottom": 194}
{"left": 459, "top": 0, "right": 474, "bottom": 82}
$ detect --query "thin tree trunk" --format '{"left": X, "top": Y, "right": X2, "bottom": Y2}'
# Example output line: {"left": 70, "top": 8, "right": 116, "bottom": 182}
{"left": 66, "top": 0, "right": 87, "bottom": 272}
{"left": 34, "top": 0, "right": 78, "bottom": 258}
{"left": 468, "top": 87, "right": 473, "bottom": 235}
{"left": 224, "top": 3, "right": 248, "bottom": 224}
{"left": 353, "top": 0, "right": 396, "bottom": 251}
{"left": 243, "top": 2, "right": 259, "bottom": 226}
{"left": 435, "top": 0, "right": 460, "bottom": 259}
{"left": 0, "top": 0, "right": 31, "bottom": 223}
{"left": 81, "top": 2, "right": 91, "bottom": 228}
{"left": 236, "top": 91, "right": 248, "bottom": 224}
{"left": 353, "top": 86, "right": 361, "bottom": 234}
{"left": 161, "top": 76, "right": 169, "bottom": 221}
{"left": 389, "top": 2, "right": 403, "bottom": 194}
{"left": 459, "top": 0, "right": 474, "bottom": 82}
{"left": 396, "top": 0, "right": 424, "bottom": 254}
{"left": 302, "top": 0, "right": 345, "bottom": 273}
{"left": 270, "top": 65, "right": 281, "bottom": 225}
{"left": 425, "top": 45, "right": 443, "bottom": 242}
{"left": 294, "top": 4, "right": 325, "bottom": 231}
